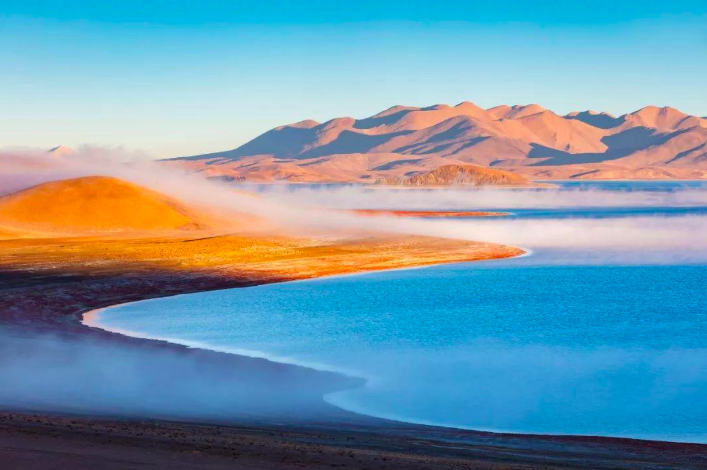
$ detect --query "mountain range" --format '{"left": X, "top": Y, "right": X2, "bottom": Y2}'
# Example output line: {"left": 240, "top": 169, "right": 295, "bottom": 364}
{"left": 170, "top": 102, "right": 707, "bottom": 183}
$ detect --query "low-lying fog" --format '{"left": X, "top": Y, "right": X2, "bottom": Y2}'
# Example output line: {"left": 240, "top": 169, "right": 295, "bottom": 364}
{"left": 1, "top": 146, "right": 706, "bottom": 422}
{"left": 2, "top": 147, "right": 706, "bottom": 266}
{"left": 260, "top": 184, "right": 707, "bottom": 264}
{"left": 0, "top": 328, "right": 356, "bottom": 420}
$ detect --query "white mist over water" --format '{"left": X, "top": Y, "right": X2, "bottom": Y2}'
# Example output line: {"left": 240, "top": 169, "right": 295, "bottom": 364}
{"left": 244, "top": 182, "right": 707, "bottom": 263}
{"left": 85, "top": 181, "right": 707, "bottom": 441}
{"left": 2, "top": 146, "right": 707, "bottom": 263}
{"left": 0, "top": 329, "right": 351, "bottom": 420}
{"left": 2, "top": 149, "right": 707, "bottom": 438}
{"left": 94, "top": 259, "right": 707, "bottom": 443}
{"left": 249, "top": 182, "right": 707, "bottom": 209}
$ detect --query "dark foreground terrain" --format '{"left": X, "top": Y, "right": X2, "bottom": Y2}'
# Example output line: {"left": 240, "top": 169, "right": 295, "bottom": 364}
{"left": 3, "top": 412, "right": 707, "bottom": 470}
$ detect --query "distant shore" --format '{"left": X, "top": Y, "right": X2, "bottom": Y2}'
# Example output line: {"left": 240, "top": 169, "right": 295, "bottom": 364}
{"left": 352, "top": 209, "right": 509, "bottom": 217}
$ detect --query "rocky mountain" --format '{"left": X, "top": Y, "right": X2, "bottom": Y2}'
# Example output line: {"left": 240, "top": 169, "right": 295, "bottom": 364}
{"left": 167, "top": 103, "right": 707, "bottom": 183}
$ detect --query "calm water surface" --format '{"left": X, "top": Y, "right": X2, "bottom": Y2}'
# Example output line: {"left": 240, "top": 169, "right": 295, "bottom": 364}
{"left": 94, "top": 183, "right": 707, "bottom": 443}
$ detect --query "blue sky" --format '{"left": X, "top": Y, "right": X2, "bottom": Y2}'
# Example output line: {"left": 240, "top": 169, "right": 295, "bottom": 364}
{"left": 1, "top": 1, "right": 705, "bottom": 158}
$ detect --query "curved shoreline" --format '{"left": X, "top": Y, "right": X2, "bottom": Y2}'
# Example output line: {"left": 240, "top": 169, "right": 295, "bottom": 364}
{"left": 0, "top": 233, "right": 523, "bottom": 404}
{"left": 83, "top": 299, "right": 367, "bottom": 378}
{"left": 79, "top": 249, "right": 702, "bottom": 446}
{"left": 81, "top": 249, "right": 536, "bottom": 377}
{"left": 3, "top": 233, "right": 707, "bottom": 468}
{"left": 82, "top": 257, "right": 528, "bottom": 393}
{"left": 78, "top": 255, "right": 549, "bottom": 434}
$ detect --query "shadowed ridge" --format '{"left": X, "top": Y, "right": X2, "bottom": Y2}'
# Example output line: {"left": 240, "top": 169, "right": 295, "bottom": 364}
{"left": 369, "top": 105, "right": 420, "bottom": 118}
{"left": 621, "top": 106, "right": 699, "bottom": 131}
{"left": 356, "top": 102, "right": 489, "bottom": 133}
{"left": 500, "top": 104, "right": 546, "bottom": 120}
{"left": 168, "top": 120, "right": 322, "bottom": 161}
{"left": 0, "top": 176, "right": 212, "bottom": 234}
{"left": 454, "top": 101, "right": 491, "bottom": 120}
{"left": 421, "top": 103, "right": 451, "bottom": 111}
{"left": 209, "top": 123, "right": 320, "bottom": 160}
{"left": 565, "top": 110, "right": 624, "bottom": 129}
{"left": 319, "top": 117, "right": 356, "bottom": 130}
{"left": 357, "top": 102, "right": 494, "bottom": 134}
{"left": 487, "top": 105, "right": 512, "bottom": 119}
{"left": 373, "top": 114, "right": 502, "bottom": 158}
{"left": 167, "top": 101, "right": 707, "bottom": 182}
{"left": 516, "top": 110, "right": 608, "bottom": 153}
{"left": 286, "top": 119, "right": 320, "bottom": 129}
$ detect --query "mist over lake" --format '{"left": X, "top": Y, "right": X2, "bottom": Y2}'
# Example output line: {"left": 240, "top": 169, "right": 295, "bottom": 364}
{"left": 93, "top": 182, "right": 707, "bottom": 443}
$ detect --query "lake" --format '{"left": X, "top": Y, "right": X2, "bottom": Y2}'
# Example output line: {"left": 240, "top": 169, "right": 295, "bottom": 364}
{"left": 90, "top": 182, "right": 707, "bottom": 443}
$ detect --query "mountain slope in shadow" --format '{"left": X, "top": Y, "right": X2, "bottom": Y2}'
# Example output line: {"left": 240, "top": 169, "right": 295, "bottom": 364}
{"left": 167, "top": 102, "right": 707, "bottom": 183}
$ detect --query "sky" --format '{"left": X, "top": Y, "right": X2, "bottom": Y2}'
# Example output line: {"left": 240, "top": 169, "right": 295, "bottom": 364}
{"left": 1, "top": 1, "right": 706, "bottom": 158}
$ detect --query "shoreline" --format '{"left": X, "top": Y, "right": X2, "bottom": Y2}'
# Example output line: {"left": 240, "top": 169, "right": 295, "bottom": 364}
{"left": 83, "top": 301, "right": 365, "bottom": 378}
{"left": 81, "top": 249, "right": 542, "bottom": 385}
{"left": 82, "top": 252, "right": 700, "bottom": 446}
{"left": 2, "top": 233, "right": 706, "bottom": 469}
{"left": 0, "top": 232, "right": 524, "bottom": 406}
{"left": 80, "top": 253, "right": 533, "bottom": 389}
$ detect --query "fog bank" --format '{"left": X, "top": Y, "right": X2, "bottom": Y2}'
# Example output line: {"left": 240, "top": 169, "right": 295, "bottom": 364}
{"left": 251, "top": 183, "right": 707, "bottom": 210}
{"left": 1, "top": 147, "right": 706, "bottom": 422}
{"left": 2, "top": 146, "right": 706, "bottom": 264}
{"left": 0, "top": 329, "right": 356, "bottom": 420}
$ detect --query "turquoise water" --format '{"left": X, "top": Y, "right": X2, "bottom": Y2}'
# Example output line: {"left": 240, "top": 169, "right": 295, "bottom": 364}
{"left": 93, "top": 185, "right": 707, "bottom": 443}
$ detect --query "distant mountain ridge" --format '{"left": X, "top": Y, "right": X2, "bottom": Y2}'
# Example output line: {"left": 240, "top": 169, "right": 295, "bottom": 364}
{"left": 167, "top": 102, "right": 707, "bottom": 182}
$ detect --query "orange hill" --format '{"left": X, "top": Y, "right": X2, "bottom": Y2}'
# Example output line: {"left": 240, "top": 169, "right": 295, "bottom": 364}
{"left": 0, "top": 176, "right": 209, "bottom": 235}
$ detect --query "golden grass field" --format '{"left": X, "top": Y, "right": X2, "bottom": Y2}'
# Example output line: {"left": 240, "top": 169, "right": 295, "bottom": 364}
{"left": 0, "top": 176, "right": 522, "bottom": 335}
{"left": 0, "top": 231, "right": 523, "bottom": 306}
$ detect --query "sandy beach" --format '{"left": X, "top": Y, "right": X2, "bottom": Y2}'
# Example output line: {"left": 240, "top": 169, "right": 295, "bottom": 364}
{"left": 1, "top": 228, "right": 706, "bottom": 469}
